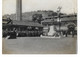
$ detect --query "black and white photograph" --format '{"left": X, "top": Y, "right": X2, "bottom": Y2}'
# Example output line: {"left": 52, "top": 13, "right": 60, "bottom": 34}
{"left": 2, "top": 0, "right": 77, "bottom": 54}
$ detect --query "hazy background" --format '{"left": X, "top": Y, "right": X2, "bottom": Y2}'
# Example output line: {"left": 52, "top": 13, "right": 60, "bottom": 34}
{"left": 2, "top": 0, "right": 77, "bottom": 15}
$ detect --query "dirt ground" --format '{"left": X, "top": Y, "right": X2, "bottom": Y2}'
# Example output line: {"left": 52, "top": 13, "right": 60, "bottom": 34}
{"left": 2, "top": 36, "right": 77, "bottom": 54}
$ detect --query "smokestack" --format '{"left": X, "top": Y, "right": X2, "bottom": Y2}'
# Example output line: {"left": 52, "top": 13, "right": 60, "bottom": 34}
{"left": 16, "top": 0, "right": 22, "bottom": 21}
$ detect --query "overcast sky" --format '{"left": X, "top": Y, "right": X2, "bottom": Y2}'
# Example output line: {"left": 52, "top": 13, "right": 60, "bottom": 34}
{"left": 2, "top": 0, "right": 77, "bottom": 15}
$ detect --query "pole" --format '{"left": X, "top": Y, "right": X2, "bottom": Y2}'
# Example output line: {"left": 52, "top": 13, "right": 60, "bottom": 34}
{"left": 57, "top": 6, "right": 62, "bottom": 35}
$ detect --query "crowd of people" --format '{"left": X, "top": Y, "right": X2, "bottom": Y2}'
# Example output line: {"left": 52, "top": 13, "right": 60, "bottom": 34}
{"left": 60, "top": 30, "right": 76, "bottom": 38}
{"left": 3, "top": 26, "right": 76, "bottom": 39}
{"left": 3, "top": 28, "right": 43, "bottom": 39}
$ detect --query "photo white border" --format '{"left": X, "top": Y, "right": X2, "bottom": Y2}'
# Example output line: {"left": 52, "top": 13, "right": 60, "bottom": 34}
{"left": 0, "top": 0, "right": 80, "bottom": 57}
{"left": 0, "top": 0, "right": 2, "bottom": 56}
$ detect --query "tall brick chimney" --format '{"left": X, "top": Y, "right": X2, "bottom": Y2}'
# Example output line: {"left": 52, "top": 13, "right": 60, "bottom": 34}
{"left": 16, "top": 0, "right": 22, "bottom": 21}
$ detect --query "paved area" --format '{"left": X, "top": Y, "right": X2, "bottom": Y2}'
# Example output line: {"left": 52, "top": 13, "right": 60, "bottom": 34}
{"left": 2, "top": 36, "right": 77, "bottom": 54}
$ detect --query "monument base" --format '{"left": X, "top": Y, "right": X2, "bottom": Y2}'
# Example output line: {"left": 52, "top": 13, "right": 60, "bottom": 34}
{"left": 40, "top": 35, "right": 61, "bottom": 38}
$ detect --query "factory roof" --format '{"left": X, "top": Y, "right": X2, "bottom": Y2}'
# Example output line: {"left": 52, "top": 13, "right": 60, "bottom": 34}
{"left": 12, "top": 20, "right": 43, "bottom": 27}
{"left": 3, "top": 19, "right": 43, "bottom": 27}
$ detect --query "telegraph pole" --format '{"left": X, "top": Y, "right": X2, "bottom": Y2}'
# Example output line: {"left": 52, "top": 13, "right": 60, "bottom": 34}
{"left": 57, "top": 6, "right": 62, "bottom": 35}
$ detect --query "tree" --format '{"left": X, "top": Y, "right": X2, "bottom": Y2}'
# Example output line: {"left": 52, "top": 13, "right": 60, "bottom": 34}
{"left": 68, "top": 24, "right": 75, "bottom": 31}
{"left": 2, "top": 14, "right": 10, "bottom": 18}
{"left": 32, "top": 14, "right": 42, "bottom": 24}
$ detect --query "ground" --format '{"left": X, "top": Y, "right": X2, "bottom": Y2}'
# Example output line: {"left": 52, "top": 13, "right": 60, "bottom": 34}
{"left": 2, "top": 36, "right": 77, "bottom": 54}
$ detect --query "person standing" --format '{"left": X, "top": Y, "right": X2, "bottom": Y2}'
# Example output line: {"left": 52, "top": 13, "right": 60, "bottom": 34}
{"left": 65, "top": 31, "right": 68, "bottom": 37}
{"left": 72, "top": 30, "right": 75, "bottom": 38}
{"left": 9, "top": 28, "right": 17, "bottom": 39}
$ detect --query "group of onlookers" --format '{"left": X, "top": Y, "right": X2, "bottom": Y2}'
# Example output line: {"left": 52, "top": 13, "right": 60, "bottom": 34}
{"left": 3, "top": 28, "right": 76, "bottom": 39}
{"left": 3, "top": 29, "right": 43, "bottom": 39}
{"left": 60, "top": 30, "right": 76, "bottom": 38}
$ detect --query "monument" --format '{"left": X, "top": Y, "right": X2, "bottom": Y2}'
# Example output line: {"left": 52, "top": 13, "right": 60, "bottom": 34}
{"left": 48, "top": 25, "right": 56, "bottom": 36}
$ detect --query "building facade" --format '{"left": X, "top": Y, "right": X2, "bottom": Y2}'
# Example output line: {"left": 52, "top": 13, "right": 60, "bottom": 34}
{"left": 41, "top": 14, "right": 77, "bottom": 35}
{"left": 2, "top": 18, "right": 43, "bottom": 37}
